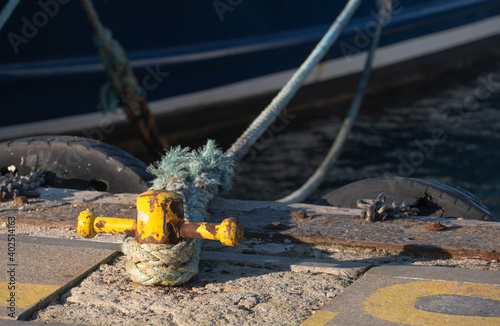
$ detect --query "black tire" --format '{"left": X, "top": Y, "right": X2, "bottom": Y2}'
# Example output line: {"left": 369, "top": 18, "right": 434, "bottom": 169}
{"left": 315, "top": 177, "right": 498, "bottom": 221}
{"left": 0, "top": 135, "right": 154, "bottom": 193}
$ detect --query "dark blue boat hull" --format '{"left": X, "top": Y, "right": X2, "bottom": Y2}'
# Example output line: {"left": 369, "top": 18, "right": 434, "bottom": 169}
{"left": 0, "top": 0, "right": 499, "bottom": 136}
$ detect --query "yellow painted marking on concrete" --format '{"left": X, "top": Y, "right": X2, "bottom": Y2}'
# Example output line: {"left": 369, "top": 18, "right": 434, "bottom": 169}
{"left": 0, "top": 282, "right": 59, "bottom": 308}
{"left": 364, "top": 280, "right": 500, "bottom": 325}
{"left": 301, "top": 311, "right": 339, "bottom": 326}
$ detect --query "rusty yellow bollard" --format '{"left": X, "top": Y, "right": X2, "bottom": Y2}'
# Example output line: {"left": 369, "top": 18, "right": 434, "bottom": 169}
{"left": 77, "top": 190, "right": 244, "bottom": 246}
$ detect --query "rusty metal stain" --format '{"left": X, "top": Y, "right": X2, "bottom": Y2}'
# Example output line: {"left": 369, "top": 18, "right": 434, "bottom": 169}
{"left": 282, "top": 232, "right": 500, "bottom": 260}
{"left": 291, "top": 211, "right": 311, "bottom": 220}
{"left": 147, "top": 197, "right": 157, "bottom": 213}
{"left": 123, "top": 227, "right": 135, "bottom": 236}
{"left": 95, "top": 219, "right": 106, "bottom": 230}
{"left": 264, "top": 222, "right": 290, "bottom": 230}
{"left": 234, "top": 211, "right": 499, "bottom": 260}
{"left": 140, "top": 235, "right": 160, "bottom": 244}
{"left": 187, "top": 222, "right": 218, "bottom": 240}
{"left": 178, "top": 218, "right": 244, "bottom": 246}
{"left": 169, "top": 199, "right": 184, "bottom": 219}
{"left": 13, "top": 196, "right": 28, "bottom": 205}
{"left": 425, "top": 222, "right": 447, "bottom": 232}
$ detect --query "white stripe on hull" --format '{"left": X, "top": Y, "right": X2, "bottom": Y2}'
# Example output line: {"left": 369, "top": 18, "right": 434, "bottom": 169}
{"left": 1, "top": 14, "right": 499, "bottom": 141}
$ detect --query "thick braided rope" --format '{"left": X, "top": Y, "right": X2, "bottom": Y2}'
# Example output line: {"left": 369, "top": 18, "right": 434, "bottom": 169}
{"left": 121, "top": 141, "right": 234, "bottom": 286}
{"left": 81, "top": 0, "right": 140, "bottom": 112}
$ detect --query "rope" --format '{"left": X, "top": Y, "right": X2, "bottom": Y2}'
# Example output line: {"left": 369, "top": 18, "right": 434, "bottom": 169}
{"left": 277, "top": 0, "right": 391, "bottom": 204}
{"left": 80, "top": 0, "right": 167, "bottom": 153}
{"left": 0, "top": 0, "right": 20, "bottom": 31}
{"left": 122, "top": 237, "right": 199, "bottom": 286}
{"left": 122, "top": 140, "right": 234, "bottom": 286}
{"left": 80, "top": 0, "right": 136, "bottom": 112}
{"left": 227, "top": 0, "right": 362, "bottom": 164}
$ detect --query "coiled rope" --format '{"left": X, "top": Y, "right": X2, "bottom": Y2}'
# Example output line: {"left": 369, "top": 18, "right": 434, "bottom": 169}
{"left": 0, "top": 0, "right": 20, "bottom": 31}
{"left": 278, "top": 0, "right": 391, "bottom": 203}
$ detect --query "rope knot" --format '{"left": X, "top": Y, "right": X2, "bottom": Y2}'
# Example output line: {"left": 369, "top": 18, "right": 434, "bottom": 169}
{"left": 122, "top": 236, "right": 200, "bottom": 286}
{"left": 119, "top": 141, "right": 234, "bottom": 286}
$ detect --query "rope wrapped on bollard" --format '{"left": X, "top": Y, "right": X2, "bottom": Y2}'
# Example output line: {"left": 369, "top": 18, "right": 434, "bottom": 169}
{"left": 122, "top": 238, "right": 199, "bottom": 286}
{"left": 77, "top": 141, "right": 240, "bottom": 286}
{"left": 77, "top": 184, "right": 243, "bottom": 286}
{"left": 142, "top": 140, "right": 236, "bottom": 285}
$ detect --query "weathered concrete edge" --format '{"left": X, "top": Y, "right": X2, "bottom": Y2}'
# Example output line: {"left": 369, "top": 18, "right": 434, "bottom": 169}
{"left": 2, "top": 320, "right": 88, "bottom": 326}
{"left": 200, "top": 251, "right": 371, "bottom": 278}
{"left": 278, "top": 233, "right": 500, "bottom": 261}
{"left": 365, "top": 264, "right": 500, "bottom": 285}
{"left": 0, "top": 235, "right": 121, "bottom": 251}
{"left": 15, "top": 250, "right": 120, "bottom": 321}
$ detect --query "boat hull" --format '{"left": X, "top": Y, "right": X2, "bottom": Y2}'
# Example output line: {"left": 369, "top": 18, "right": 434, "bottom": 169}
{"left": 0, "top": 0, "right": 499, "bottom": 140}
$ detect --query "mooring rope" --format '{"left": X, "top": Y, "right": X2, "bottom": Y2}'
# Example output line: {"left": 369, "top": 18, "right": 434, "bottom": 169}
{"left": 118, "top": 0, "right": 392, "bottom": 286}
{"left": 80, "top": 0, "right": 135, "bottom": 112}
{"left": 80, "top": 0, "right": 167, "bottom": 153}
{"left": 278, "top": 0, "right": 391, "bottom": 203}
{"left": 227, "top": 0, "right": 362, "bottom": 165}
{"left": 0, "top": 0, "right": 20, "bottom": 31}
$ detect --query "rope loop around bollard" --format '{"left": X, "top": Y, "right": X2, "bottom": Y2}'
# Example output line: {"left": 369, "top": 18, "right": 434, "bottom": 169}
{"left": 122, "top": 236, "right": 200, "bottom": 286}
{"left": 120, "top": 140, "right": 234, "bottom": 286}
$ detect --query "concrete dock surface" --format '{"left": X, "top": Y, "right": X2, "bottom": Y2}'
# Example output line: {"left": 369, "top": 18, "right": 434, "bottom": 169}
{"left": 0, "top": 188, "right": 498, "bottom": 325}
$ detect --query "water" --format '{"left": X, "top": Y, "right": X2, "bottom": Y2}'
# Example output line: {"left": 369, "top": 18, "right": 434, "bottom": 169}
{"left": 226, "top": 61, "right": 500, "bottom": 216}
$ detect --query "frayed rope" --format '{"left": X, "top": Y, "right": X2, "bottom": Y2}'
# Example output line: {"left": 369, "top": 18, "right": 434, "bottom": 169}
{"left": 121, "top": 140, "right": 234, "bottom": 286}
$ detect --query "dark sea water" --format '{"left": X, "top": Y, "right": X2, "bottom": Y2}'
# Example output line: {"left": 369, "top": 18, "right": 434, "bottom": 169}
{"left": 226, "top": 60, "right": 500, "bottom": 217}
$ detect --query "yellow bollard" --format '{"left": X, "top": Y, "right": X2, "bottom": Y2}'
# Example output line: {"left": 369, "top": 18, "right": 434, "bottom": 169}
{"left": 77, "top": 190, "right": 244, "bottom": 246}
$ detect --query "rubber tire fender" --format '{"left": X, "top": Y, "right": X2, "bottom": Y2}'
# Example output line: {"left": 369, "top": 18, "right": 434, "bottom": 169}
{"left": 0, "top": 135, "right": 154, "bottom": 193}
{"left": 314, "top": 177, "right": 498, "bottom": 221}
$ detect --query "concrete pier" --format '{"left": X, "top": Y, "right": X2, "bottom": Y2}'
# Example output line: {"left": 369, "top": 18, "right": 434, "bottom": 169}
{"left": 0, "top": 188, "right": 498, "bottom": 325}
